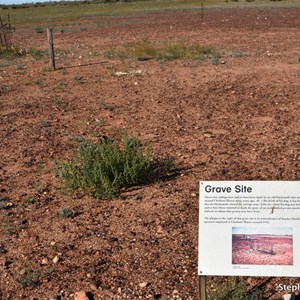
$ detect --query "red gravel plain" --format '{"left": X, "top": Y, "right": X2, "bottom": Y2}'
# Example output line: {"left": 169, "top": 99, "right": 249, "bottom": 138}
{"left": 1, "top": 4, "right": 300, "bottom": 299}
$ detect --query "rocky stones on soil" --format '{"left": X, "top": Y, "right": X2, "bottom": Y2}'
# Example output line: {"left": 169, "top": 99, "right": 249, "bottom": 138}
{"left": 156, "top": 225, "right": 164, "bottom": 234}
{"left": 52, "top": 256, "right": 60, "bottom": 264}
{"left": 139, "top": 281, "right": 149, "bottom": 288}
{"left": 74, "top": 291, "right": 89, "bottom": 300}
{"left": 2, "top": 6, "right": 300, "bottom": 299}
{"left": 41, "top": 258, "right": 49, "bottom": 265}
{"left": 89, "top": 283, "right": 98, "bottom": 291}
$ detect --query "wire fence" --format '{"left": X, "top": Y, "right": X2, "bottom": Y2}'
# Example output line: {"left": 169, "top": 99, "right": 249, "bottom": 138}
{"left": 0, "top": 15, "right": 15, "bottom": 49}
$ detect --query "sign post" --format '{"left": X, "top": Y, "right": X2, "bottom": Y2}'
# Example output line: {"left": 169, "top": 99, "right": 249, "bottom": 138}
{"left": 198, "top": 275, "right": 207, "bottom": 300}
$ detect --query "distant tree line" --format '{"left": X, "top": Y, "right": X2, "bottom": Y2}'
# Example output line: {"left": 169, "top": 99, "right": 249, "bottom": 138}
{"left": 0, "top": 0, "right": 147, "bottom": 10}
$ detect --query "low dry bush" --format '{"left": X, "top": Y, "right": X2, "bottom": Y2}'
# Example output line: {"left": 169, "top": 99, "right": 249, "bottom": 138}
{"left": 105, "top": 40, "right": 218, "bottom": 61}
{"left": 56, "top": 134, "right": 174, "bottom": 199}
{"left": 0, "top": 46, "right": 26, "bottom": 60}
{"left": 212, "top": 277, "right": 264, "bottom": 300}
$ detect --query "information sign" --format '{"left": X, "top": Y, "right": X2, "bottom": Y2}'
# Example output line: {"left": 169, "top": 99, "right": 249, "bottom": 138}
{"left": 199, "top": 181, "right": 300, "bottom": 276}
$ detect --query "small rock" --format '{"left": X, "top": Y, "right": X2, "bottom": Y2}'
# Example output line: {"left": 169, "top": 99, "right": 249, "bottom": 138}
{"left": 0, "top": 257, "right": 6, "bottom": 266}
{"left": 20, "top": 268, "right": 28, "bottom": 275}
{"left": 191, "top": 193, "right": 197, "bottom": 197}
{"left": 74, "top": 291, "right": 89, "bottom": 300}
{"left": 283, "top": 295, "right": 295, "bottom": 300}
{"left": 114, "top": 70, "right": 142, "bottom": 77}
{"left": 156, "top": 225, "right": 164, "bottom": 234}
{"left": 53, "top": 256, "right": 60, "bottom": 264}
{"left": 41, "top": 258, "right": 49, "bottom": 265}
{"left": 50, "top": 241, "right": 56, "bottom": 246}
{"left": 139, "top": 282, "right": 149, "bottom": 288}
{"left": 172, "top": 289, "right": 179, "bottom": 298}
{"left": 89, "top": 283, "right": 98, "bottom": 291}
{"left": 203, "top": 131, "right": 213, "bottom": 138}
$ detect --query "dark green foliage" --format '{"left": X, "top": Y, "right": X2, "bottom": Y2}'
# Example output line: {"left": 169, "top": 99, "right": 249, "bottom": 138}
{"left": 27, "top": 49, "right": 47, "bottom": 60}
{"left": 105, "top": 41, "right": 217, "bottom": 61}
{"left": 59, "top": 207, "right": 75, "bottom": 218}
{"left": 19, "top": 268, "right": 40, "bottom": 288}
{"left": 57, "top": 134, "right": 173, "bottom": 199}
{"left": 213, "top": 277, "right": 264, "bottom": 300}
{"left": 34, "top": 26, "right": 45, "bottom": 34}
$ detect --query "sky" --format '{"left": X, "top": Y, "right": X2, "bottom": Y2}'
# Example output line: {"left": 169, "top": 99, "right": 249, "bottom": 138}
{"left": 0, "top": 0, "right": 73, "bottom": 4}
{"left": 232, "top": 227, "right": 293, "bottom": 236}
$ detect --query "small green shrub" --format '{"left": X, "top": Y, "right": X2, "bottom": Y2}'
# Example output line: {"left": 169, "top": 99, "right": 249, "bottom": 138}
{"left": 34, "top": 26, "right": 45, "bottom": 34}
{"left": 56, "top": 48, "right": 70, "bottom": 56}
{"left": 0, "top": 218, "right": 13, "bottom": 236}
{"left": 59, "top": 207, "right": 74, "bottom": 218}
{"left": 212, "top": 52, "right": 221, "bottom": 65}
{"left": 56, "top": 134, "right": 173, "bottom": 199}
{"left": 212, "top": 277, "right": 263, "bottom": 300}
{"left": 73, "top": 76, "right": 84, "bottom": 84}
{"left": 28, "top": 49, "right": 47, "bottom": 60}
{"left": 22, "top": 195, "right": 33, "bottom": 204}
{"left": 19, "top": 267, "right": 40, "bottom": 288}
{"left": 105, "top": 41, "right": 216, "bottom": 61}
{"left": 0, "top": 84, "right": 12, "bottom": 94}
{"left": 0, "top": 201, "right": 5, "bottom": 210}
{"left": 0, "top": 46, "right": 26, "bottom": 60}
{"left": 97, "top": 99, "right": 108, "bottom": 108}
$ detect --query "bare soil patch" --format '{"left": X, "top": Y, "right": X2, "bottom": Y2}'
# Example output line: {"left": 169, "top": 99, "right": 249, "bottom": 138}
{"left": 1, "top": 6, "right": 300, "bottom": 299}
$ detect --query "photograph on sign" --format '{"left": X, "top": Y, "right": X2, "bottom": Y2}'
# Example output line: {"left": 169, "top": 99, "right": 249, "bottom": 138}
{"left": 232, "top": 227, "right": 293, "bottom": 266}
{"left": 198, "top": 181, "right": 300, "bottom": 277}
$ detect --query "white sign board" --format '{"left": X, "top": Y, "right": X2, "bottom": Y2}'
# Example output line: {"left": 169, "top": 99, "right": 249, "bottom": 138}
{"left": 198, "top": 181, "right": 300, "bottom": 277}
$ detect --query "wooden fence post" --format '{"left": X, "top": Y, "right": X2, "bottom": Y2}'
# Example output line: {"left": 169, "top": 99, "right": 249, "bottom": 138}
{"left": 198, "top": 276, "right": 207, "bottom": 300}
{"left": 47, "top": 28, "right": 55, "bottom": 70}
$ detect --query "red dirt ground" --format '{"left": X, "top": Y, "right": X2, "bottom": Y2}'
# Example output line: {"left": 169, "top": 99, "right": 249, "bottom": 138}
{"left": 232, "top": 234, "right": 293, "bottom": 265}
{"left": 1, "top": 5, "right": 300, "bottom": 300}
